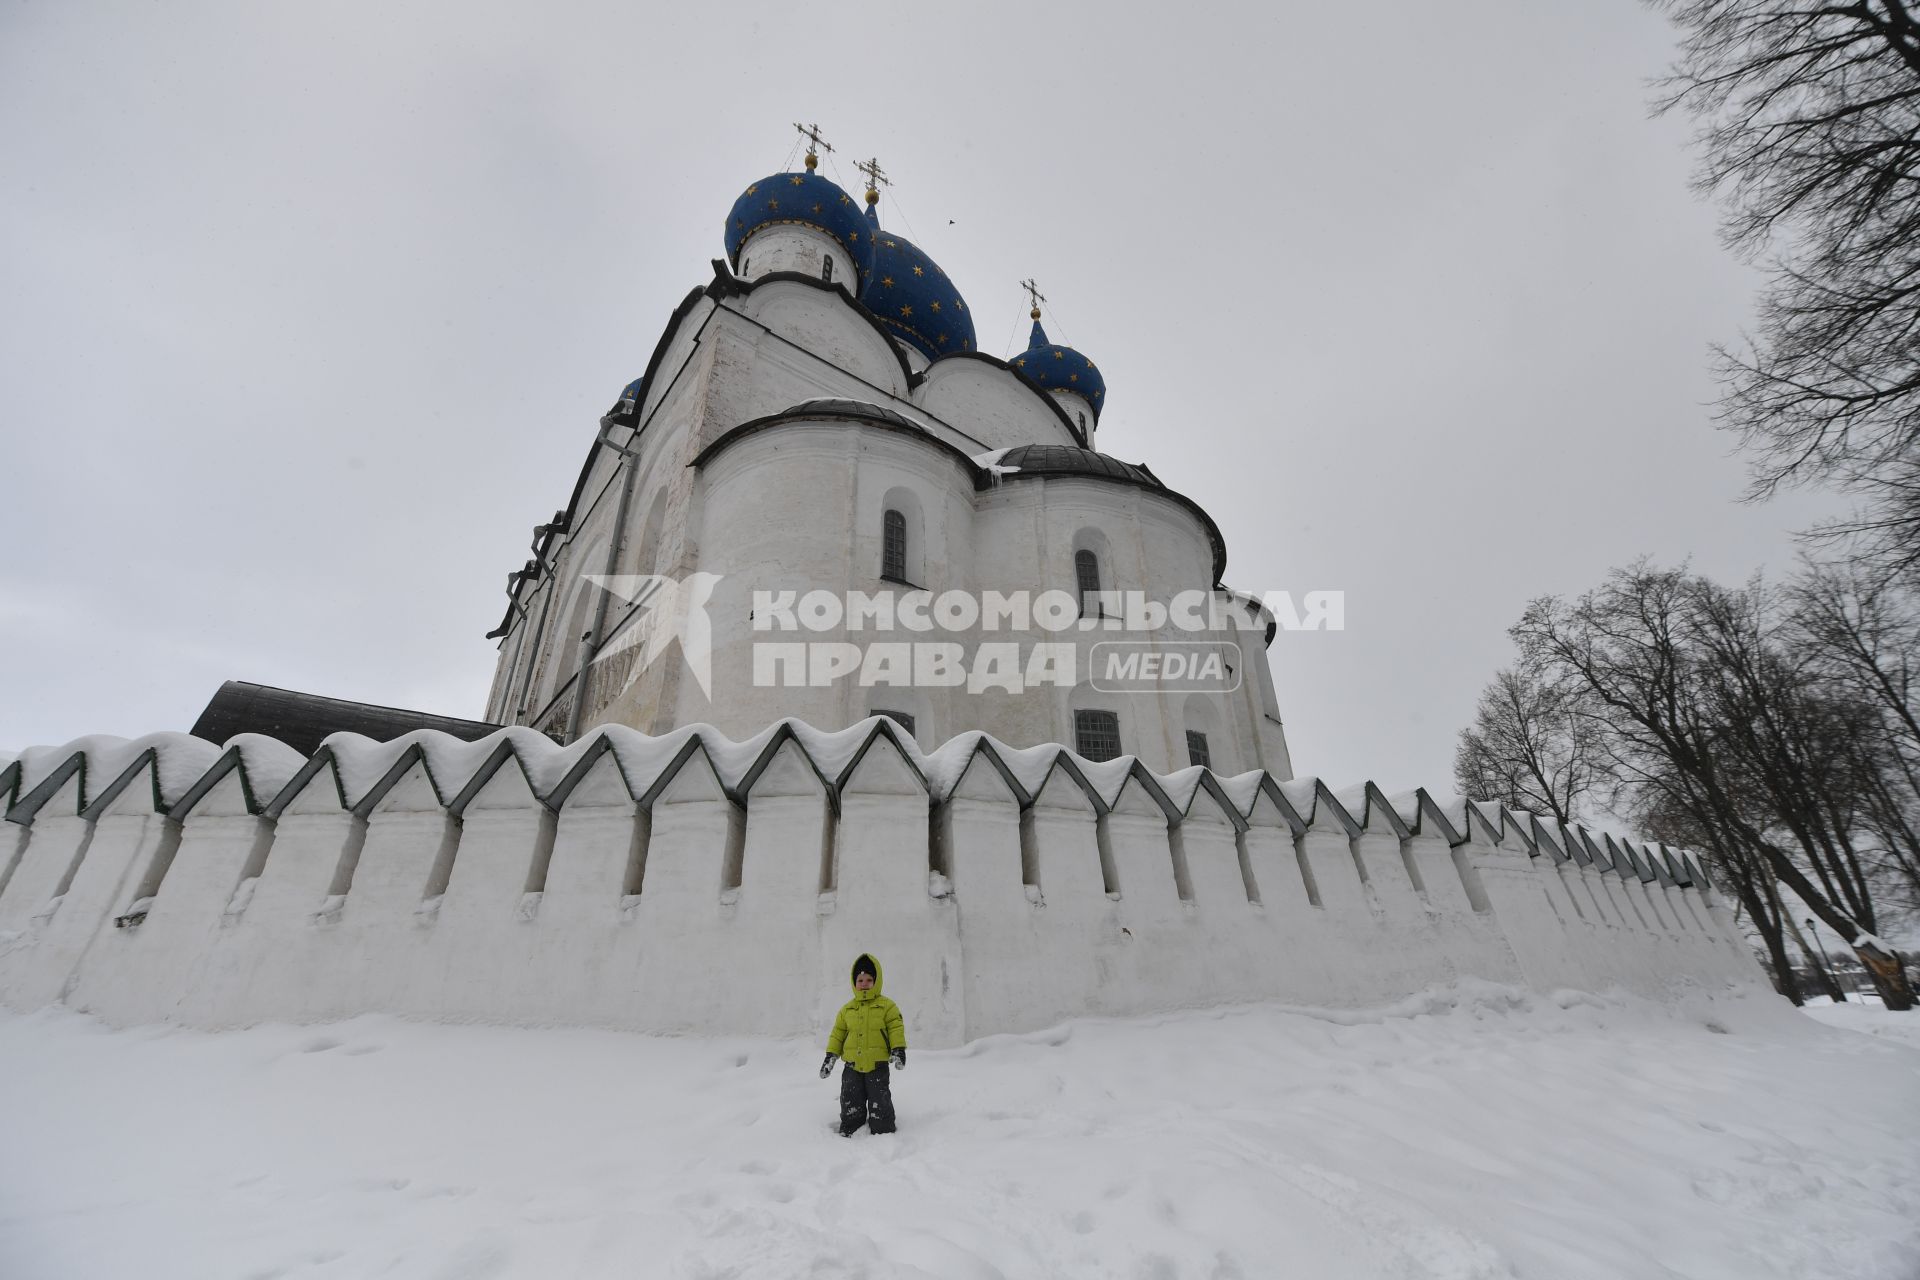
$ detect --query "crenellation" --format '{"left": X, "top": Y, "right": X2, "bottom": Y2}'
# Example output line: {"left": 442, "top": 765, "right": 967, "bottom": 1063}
{"left": 0, "top": 721, "right": 1766, "bottom": 1043}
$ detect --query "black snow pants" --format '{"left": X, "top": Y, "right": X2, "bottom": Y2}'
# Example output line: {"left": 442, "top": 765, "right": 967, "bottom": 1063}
{"left": 838, "top": 1063, "right": 895, "bottom": 1136}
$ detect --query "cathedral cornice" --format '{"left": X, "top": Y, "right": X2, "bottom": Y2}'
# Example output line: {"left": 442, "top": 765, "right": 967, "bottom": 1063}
{"left": 691, "top": 406, "right": 1230, "bottom": 583}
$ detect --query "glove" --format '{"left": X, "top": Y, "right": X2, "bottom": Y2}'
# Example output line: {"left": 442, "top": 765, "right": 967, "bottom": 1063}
{"left": 890, "top": 1049, "right": 906, "bottom": 1070}
{"left": 819, "top": 1053, "right": 836, "bottom": 1079}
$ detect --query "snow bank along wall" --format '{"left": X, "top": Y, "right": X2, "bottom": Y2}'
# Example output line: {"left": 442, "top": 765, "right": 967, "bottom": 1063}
{"left": 0, "top": 720, "right": 1764, "bottom": 1046}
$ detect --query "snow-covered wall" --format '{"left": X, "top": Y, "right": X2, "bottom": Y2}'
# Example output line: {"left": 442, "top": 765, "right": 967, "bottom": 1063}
{"left": 0, "top": 721, "right": 1764, "bottom": 1045}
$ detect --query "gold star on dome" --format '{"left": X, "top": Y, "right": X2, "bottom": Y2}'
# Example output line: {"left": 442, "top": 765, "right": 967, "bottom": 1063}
{"left": 1053, "top": 350, "right": 1064, "bottom": 359}
{"left": 789, "top": 175, "right": 804, "bottom": 186}
{"left": 839, "top": 194, "right": 851, "bottom": 206}
{"left": 962, "top": 340, "right": 971, "bottom": 350}
{"left": 881, "top": 275, "right": 895, "bottom": 288}
{"left": 912, "top": 265, "right": 924, "bottom": 277}
{"left": 767, "top": 198, "right": 779, "bottom": 210}
{"left": 930, "top": 301, "right": 941, "bottom": 312}
{"left": 1069, "top": 374, "right": 1078, "bottom": 382}
{"left": 953, "top": 299, "right": 964, "bottom": 311}
{"left": 939, "top": 332, "right": 949, "bottom": 342}
{"left": 885, "top": 239, "right": 897, "bottom": 248}
{"left": 1014, "top": 358, "right": 1025, "bottom": 368}
{"left": 900, "top": 305, "right": 913, "bottom": 317}
{"left": 746, "top": 184, "right": 759, "bottom": 195}
{"left": 849, "top": 231, "right": 859, "bottom": 242}
{"left": 812, "top": 203, "right": 822, "bottom": 213}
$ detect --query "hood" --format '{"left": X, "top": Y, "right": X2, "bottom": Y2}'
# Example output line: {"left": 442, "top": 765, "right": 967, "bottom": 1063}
{"left": 848, "top": 952, "right": 884, "bottom": 996}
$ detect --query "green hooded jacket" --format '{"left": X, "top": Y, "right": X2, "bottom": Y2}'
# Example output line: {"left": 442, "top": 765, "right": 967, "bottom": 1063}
{"left": 826, "top": 952, "right": 906, "bottom": 1072}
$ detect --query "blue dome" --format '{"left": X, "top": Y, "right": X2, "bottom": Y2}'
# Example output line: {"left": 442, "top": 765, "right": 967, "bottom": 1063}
{"left": 862, "top": 206, "right": 975, "bottom": 362}
{"left": 1011, "top": 319, "right": 1106, "bottom": 421}
{"left": 724, "top": 170, "right": 872, "bottom": 286}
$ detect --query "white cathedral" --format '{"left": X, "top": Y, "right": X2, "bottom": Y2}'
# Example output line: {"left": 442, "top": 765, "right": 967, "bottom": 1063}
{"left": 0, "top": 135, "right": 1759, "bottom": 1045}
{"left": 479, "top": 141, "right": 1293, "bottom": 781}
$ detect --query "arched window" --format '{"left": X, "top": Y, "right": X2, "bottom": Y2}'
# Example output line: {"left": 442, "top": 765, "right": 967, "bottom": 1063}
{"left": 821, "top": 256, "right": 834, "bottom": 283}
{"left": 1183, "top": 694, "right": 1231, "bottom": 775}
{"left": 1074, "top": 709, "right": 1122, "bottom": 762}
{"left": 882, "top": 508, "right": 908, "bottom": 582}
{"left": 1075, "top": 549, "right": 1102, "bottom": 617}
{"left": 741, "top": 256, "right": 750, "bottom": 275}
{"left": 1077, "top": 411, "right": 1087, "bottom": 435}
{"left": 1185, "top": 730, "right": 1212, "bottom": 769}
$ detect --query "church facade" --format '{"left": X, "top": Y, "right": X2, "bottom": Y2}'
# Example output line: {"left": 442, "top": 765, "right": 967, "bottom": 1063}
{"left": 481, "top": 149, "right": 1293, "bottom": 780}
{"left": 0, "top": 141, "right": 1765, "bottom": 1044}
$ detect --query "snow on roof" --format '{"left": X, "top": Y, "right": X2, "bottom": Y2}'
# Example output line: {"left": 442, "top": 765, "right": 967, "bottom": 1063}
{"left": 14, "top": 733, "right": 223, "bottom": 817}
{"left": 0, "top": 719, "right": 1712, "bottom": 871}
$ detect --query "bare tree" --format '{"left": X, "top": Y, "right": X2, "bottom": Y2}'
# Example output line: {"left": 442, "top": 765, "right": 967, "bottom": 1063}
{"left": 1513, "top": 561, "right": 1915, "bottom": 1008}
{"left": 1789, "top": 563, "right": 1920, "bottom": 918}
{"left": 1652, "top": 1, "right": 1920, "bottom": 580}
{"left": 1453, "top": 667, "right": 1600, "bottom": 825}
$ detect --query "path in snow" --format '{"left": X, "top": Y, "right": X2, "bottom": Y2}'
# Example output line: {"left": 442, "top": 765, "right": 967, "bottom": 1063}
{"left": 1, "top": 983, "right": 1916, "bottom": 1280}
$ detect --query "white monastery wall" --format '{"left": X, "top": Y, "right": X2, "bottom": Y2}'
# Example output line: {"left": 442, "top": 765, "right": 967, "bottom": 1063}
{"left": 0, "top": 724, "right": 1767, "bottom": 1047}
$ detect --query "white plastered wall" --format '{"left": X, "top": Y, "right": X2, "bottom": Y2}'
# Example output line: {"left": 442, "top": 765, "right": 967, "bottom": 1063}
{"left": 0, "top": 728, "right": 1769, "bottom": 1045}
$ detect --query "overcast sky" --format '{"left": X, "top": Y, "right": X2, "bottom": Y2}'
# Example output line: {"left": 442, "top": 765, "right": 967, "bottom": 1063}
{"left": 0, "top": 1, "right": 1851, "bottom": 794}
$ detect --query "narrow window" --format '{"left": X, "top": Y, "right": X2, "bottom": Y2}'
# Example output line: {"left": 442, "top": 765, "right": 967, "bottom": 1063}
{"left": 1074, "top": 709, "right": 1121, "bottom": 762}
{"left": 822, "top": 256, "right": 834, "bottom": 283}
{"left": 1077, "top": 411, "right": 1087, "bottom": 435}
{"left": 1186, "top": 730, "right": 1211, "bottom": 769}
{"left": 874, "top": 709, "right": 916, "bottom": 736}
{"left": 1075, "top": 549, "right": 1102, "bottom": 617}
{"left": 741, "top": 256, "right": 750, "bottom": 275}
{"left": 882, "top": 508, "right": 908, "bottom": 582}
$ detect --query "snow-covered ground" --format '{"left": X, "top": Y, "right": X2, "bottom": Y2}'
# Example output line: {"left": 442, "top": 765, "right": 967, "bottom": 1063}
{"left": 2, "top": 984, "right": 1916, "bottom": 1280}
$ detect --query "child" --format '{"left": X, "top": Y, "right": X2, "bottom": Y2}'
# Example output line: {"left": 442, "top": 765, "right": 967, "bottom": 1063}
{"left": 819, "top": 952, "right": 907, "bottom": 1136}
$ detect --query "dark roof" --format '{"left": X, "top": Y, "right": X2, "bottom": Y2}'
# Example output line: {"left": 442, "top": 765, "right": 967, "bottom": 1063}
{"left": 782, "top": 398, "right": 922, "bottom": 429}
{"left": 690, "top": 398, "right": 974, "bottom": 472}
{"left": 994, "top": 446, "right": 1225, "bottom": 580}
{"left": 996, "top": 445, "right": 1158, "bottom": 486}
{"left": 190, "top": 680, "right": 505, "bottom": 756}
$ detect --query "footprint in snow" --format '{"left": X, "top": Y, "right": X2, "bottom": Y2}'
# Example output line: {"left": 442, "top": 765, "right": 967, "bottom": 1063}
{"left": 352, "top": 1175, "right": 412, "bottom": 1192}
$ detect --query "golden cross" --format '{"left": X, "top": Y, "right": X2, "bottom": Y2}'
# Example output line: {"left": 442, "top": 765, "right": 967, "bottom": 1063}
{"left": 793, "top": 122, "right": 833, "bottom": 160}
{"left": 854, "top": 156, "right": 891, "bottom": 194}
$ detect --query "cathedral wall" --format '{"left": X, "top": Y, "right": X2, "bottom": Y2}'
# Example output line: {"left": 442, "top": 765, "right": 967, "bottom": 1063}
{"left": 682, "top": 417, "right": 1261, "bottom": 772}
{"left": 0, "top": 726, "right": 1769, "bottom": 1045}
{"left": 969, "top": 478, "right": 1233, "bottom": 773}
{"left": 687, "top": 421, "right": 990, "bottom": 740}
{"left": 734, "top": 225, "right": 857, "bottom": 294}
{"left": 914, "top": 358, "right": 1081, "bottom": 453}
{"left": 726, "top": 282, "right": 910, "bottom": 408}
{"left": 1045, "top": 389, "right": 1097, "bottom": 446}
